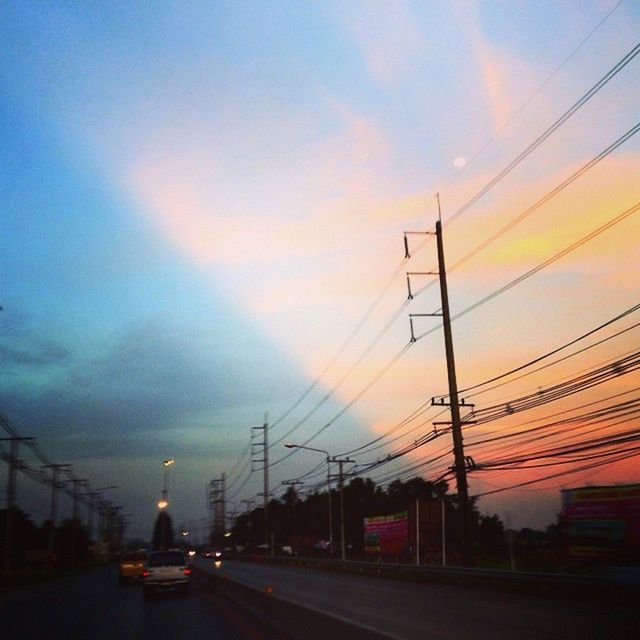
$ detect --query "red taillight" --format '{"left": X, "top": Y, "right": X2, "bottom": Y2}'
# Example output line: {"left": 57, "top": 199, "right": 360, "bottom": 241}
{"left": 142, "top": 570, "right": 150, "bottom": 578}
{"left": 183, "top": 568, "right": 191, "bottom": 576}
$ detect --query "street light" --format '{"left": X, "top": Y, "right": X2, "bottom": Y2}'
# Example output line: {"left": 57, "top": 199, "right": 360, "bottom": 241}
{"left": 284, "top": 444, "right": 333, "bottom": 555}
{"left": 159, "top": 458, "right": 175, "bottom": 510}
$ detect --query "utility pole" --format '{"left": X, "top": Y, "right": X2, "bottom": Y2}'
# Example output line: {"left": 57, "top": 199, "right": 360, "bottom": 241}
{"left": 1, "top": 435, "right": 34, "bottom": 573}
{"left": 87, "top": 493, "right": 98, "bottom": 542}
{"left": 434, "top": 210, "right": 475, "bottom": 566}
{"left": 68, "top": 477, "right": 87, "bottom": 565}
{"left": 263, "top": 415, "right": 269, "bottom": 553}
{"left": 404, "top": 199, "right": 475, "bottom": 566}
{"left": 209, "top": 474, "right": 226, "bottom": 543}
{"left": 69, "top": 477, "right": 87, "bottom": 523}
{"left": 89, "top": 486, "right": 117, "bottom": 544}
{"left": 283, "top": 444, "right": 334, "bottom": 554}
{"left": 43, "top": 463, "right": 71, "bottom": 527}
{"left": 330, "top": 457, "right": 353, "bottom": 561}
{"left": 251, "top": 416, "right": 270, "bottom": 552}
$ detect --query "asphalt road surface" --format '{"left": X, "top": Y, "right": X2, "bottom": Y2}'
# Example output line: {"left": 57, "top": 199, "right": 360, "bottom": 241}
{"left": 0, "top": 565, "right": 273, "bottom": 640}
{"left": 195, "top": 558, "right": 640, "bottom": 640}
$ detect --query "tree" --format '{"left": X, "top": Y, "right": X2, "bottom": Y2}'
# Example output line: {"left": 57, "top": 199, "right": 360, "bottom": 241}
{"left": 0, "top": 507, "right": 40, "bottom": 570}
{"left": 53, "top": 518, "right": 90, "bottom": 567}
{"left": 152, "top": 511, "right": 174, "bottom": 550}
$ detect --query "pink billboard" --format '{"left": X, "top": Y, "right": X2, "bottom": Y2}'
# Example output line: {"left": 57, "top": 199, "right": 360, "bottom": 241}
{"left": 364, "top": 512, "right": 408, "bottom": 555}
{"left": 562, "top": 483, "right": 640, "bottom": 559}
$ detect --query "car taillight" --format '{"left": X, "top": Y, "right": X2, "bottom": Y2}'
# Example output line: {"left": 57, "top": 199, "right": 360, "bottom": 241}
{"left": 183, "top": 568, "right": 191, "bottom": 575}
{"left": 142, "top": 570, "right": 150, "bottom": 578}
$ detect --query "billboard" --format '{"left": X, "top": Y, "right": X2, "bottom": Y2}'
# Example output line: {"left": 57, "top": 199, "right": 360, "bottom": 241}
{"left": 561, "top": 483, "right": 640, "bottom": 559}
{"left": 409, "top": 499, "right": 443, "bottom": 555}
{"left": 364, "top": 512, "right": 408, "bottom": 555}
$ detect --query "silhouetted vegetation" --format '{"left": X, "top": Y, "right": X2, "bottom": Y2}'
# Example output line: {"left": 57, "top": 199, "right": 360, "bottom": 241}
{"left": 152, "top": 511, "right": 174, "bottom": 550}
{"left": 232, "top": 476, "right": 517, "bottom": 564}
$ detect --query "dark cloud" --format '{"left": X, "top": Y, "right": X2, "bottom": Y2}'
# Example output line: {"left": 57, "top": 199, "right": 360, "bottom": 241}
{"left": 0, "top": 342, "right": 70, "bottom": 366}
{"left": 0, "top": 317, "right": 307, "bottom": 456}
{"left": 0, "top": 310, "right": 71, "bottom": 367}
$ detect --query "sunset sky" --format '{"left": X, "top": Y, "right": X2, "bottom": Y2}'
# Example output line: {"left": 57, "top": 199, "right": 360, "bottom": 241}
{"left": 1, "top": 1, "right": 639, "bottom": 538}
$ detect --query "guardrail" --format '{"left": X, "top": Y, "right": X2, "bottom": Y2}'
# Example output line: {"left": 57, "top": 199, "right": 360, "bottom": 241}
{"left": 265, "top": 555, "right": 598, "bottom": 583}
{"left": 241, "top": 554, "right": 638, "bottom": 598}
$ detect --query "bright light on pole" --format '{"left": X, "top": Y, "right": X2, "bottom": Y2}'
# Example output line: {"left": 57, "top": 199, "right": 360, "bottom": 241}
{"left": 158, "top": 458, "right": 175, "bottom": 512}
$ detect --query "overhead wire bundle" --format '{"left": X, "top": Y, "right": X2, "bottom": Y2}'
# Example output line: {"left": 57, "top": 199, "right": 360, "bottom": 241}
{"left": 230, "top": 26, "right": 640, "bottom": 506}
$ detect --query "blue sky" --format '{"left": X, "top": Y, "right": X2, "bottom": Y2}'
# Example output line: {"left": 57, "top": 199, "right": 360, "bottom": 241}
{"left": 2, "top": 1, "right": 639, "bottom": 536}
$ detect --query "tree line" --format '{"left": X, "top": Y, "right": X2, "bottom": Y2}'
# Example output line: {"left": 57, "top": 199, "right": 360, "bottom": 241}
{"left": 228, "top": 476, "right": 510, "bottom": 562}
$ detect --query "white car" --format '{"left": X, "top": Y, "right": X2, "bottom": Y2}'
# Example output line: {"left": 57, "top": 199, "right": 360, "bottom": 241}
{"left": 142, "top": 550, "right": 191, "bottom": 596}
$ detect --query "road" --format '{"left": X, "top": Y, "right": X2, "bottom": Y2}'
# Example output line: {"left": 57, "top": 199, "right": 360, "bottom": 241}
{"left": 0, "top": 565, "right": 274, "bottom": 640}
{"left": 195, "top": 558, "right": 640, "bottom": 640}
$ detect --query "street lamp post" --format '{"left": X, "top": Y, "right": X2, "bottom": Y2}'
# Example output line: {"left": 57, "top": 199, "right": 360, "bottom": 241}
{"left": 157, "top": 460, "right": 174, "bottom": 549}
{"left": 284, "top": 444, "right": 333, "bottom": 555}
{"left": 158, "top": 459, "right": 174, "bottom": 510}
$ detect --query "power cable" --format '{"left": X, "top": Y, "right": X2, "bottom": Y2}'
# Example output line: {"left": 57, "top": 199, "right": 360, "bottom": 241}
{"left": 445, "top": 41, "right": 640, "bottom": 226}
{"left": 448, "top": 121, "right": 640, "bottom": 274}
{"left": 443, "top": 0, "right": 625, "bottom": 190}
{"left": 416, "top": 199, "right": 640, "bottom": 341}
{"left": 270, "top": 256, "right": 407, "bottom": 431}
{"left": 270, "top": 341, "right": 414, "bottom": 468}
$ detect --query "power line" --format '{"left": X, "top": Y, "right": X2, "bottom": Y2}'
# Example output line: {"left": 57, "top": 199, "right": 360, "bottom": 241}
{"left": 473, "top": 449, "right": 640, "bottom": 498}
{"left": 448, "top": 121, "right": 640, "bottom": 274}
{"left": 445, "top": 40, "right": 640, "bottom": 226}
{"left": 465, "top": 385, "right": 640, "bottom": 447}
{"left": 416, "top": 199, "right": 640, "bottom": 341}
{"left": 269, "top": 299, "right": 411, "bottom": 450}
{"left": 471, "top": 350, "right": 640, "bottom": 425}
{"left": 270, "top": 256, "right": 408, "bottom": 431}
{"left": 223, "top": 440, "right": 251, "bottom": 485}
{"left": 448, "top": 300, "right": 640, "bottom": 399}
{"left": 442, "top": 0, "right": 625, "bottom": 190}
{"left": 269, "top": 342, "right": 414, "bottom": 468}
{"left": 463, "top": 321, "right": 640, "bottom": 402}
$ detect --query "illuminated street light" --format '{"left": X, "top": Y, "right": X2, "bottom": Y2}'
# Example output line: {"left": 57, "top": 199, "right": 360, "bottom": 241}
{"left": 159, "top": 458, "right": 175, "bottom": 511}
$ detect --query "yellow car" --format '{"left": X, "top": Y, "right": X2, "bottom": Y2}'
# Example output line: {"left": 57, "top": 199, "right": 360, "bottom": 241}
{"left": 118, "top": 550, "right": 149, "bottom": 584}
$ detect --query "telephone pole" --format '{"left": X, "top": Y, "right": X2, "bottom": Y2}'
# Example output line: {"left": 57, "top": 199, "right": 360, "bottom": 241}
{"left": 251, "top": 415, "right": 270, "bottom": 551}
{"left": 68, "top": 477, "right": 87, "bottom": 565}
{"left": 209, "top": 474, "right": 226, "bottom": 543}
{"left": 1, "top": 435, "right": 34, "bottom": 573}
{"left": 434, "top": 214, "right": 474, "bottom": 566}
{"left": 330, "top": 457, "right": 353, "bottom": 561}
{"left": 404, "top": 199, "right": 475, "bottom": 566}
{"left": 43, "top": 463, "right": 71, "bottom": 526}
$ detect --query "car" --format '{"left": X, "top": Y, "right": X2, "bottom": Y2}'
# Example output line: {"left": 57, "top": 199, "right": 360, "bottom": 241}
{"left": 142, "top": 550, "right": 191, "bottom": 596}
{"left": 118, "top": 550, "right": 149, "bottom": 584}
